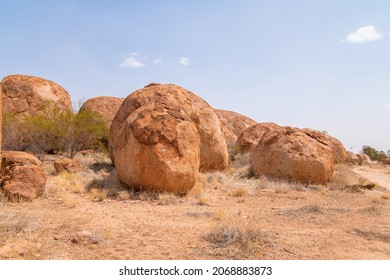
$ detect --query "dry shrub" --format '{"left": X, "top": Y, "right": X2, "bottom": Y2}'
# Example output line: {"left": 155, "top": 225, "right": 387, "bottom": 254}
{"left": 1, "top": 113, "right": 26, "bottom": 151}
{"left": 2, "top": 104, "right": 108, "bottom": 158}
{"left": 225, "top": 152, "right": 253, "bottom": 178}
{"left": 204, "top": 220, "right": 264, "bottom": 250}
{"left": 89, "top": 188, "right": 108, "bottom": 202}
{"left": 205, "top": 224, "right": 241, "bottom": 247}
{"left": 229, "top": 152, "right": 251, "bottom": 170}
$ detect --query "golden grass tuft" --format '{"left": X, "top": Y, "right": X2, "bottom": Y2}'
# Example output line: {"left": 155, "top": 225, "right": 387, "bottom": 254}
{"left": 198, "top": 195, "right": 210, "bottom": 206}
{"left": 213, "top": 208, "right": 225, "bottom": 220}
{"left": 381, "top": 193, "right": 390, "bottom": 200}
{"left": 118, "top": 190, "right": 130, "bottom": 200}
{"left": 230, "top": 186, "right": 246, "bottom": 197}
{"left": 157, "top": 192, "right": 179, "bottom": 205}
{"left": 89, "top": 188, "right": 108, "bottom": 202}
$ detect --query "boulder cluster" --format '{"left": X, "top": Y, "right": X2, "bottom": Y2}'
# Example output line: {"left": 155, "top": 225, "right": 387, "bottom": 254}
{"left": 1, "top": 73, "right": 372, "bottom": 199}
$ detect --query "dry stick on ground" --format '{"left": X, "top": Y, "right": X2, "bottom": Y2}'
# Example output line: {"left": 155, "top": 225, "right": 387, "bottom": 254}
{"left": 283, "top": 247, "right": 299, "bottom": 256}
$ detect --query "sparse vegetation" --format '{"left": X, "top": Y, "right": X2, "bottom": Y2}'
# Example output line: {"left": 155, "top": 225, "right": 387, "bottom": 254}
{"left": 362, "top": 145, "right": 388, "bottom": 163}
{"left": 1, "top": 150, "right": 389, "bottom": 259}
{"left": 230, "top": 186, "right": 246, "bottom": 197}
{"left": 1, "top": 102, "right": 108, "bottom": 158}
{"left": 203, "top": 219, "right": 267, "bottom": 259}
{"left": 328, "top": 165, "right": 372, "bottom": 190}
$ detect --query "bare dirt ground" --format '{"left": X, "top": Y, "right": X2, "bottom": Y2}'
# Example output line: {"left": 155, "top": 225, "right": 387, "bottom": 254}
{"left": 1, "top": 153, "right": 390, "bottom": 260}
{"left": 352, "top": 166, "right": 390, "bottom": 191}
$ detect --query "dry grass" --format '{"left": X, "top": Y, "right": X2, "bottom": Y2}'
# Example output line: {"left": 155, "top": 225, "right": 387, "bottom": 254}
{"left": 89, "top": 188, "right": 108, "bottom": 202}
{"left": 213, "top": 208, "right": 226, "bottom": 220}
{"left": 230, "top": 186, "right": 247, "bottom": 197}
{"left": 329, "top": 165, "right": 372, "bottom": 190}
{"left": 203, "top": 217, "right": 269, "bottom": 259}
{"left": 187, "top": 174, "right": 206, "bottom": 198}
{"left": 198, "top": 195, "right": 210, "bottom": 206}
{"left": 0, "top": 208, "right": 31, "bottom": 236}
{"left": 117, "top": 190, "right": 131, "bottom": 200}
{"left": 360, "top": 205, "right": 382, "bottom": 216}
{"left": 1, "top": 152, "right": 390, "bottom": 260}
{"left": 381, "top": 193, "right": 390, "bottom": 200}
{"left": 157, "top": 192, "right": 179, "bottom": 205}
{"left": 0, "top": 206, "right": 55, "bottom": 259}
{"left": 226, "top": 153, "right": 252, "bottom": 178}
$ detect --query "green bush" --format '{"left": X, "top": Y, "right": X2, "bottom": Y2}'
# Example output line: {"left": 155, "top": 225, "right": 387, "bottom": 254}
{"left": 362, "top": 145, "right": 388, "bottom": 162}
{"left": 2, "top": 103, "right": 108, "bottom": 158}
{"left": 2, "top": 113, "right": 27, "bottom": 151}
{"left": 67, "top": 109, "right": 108, "bottom": 158}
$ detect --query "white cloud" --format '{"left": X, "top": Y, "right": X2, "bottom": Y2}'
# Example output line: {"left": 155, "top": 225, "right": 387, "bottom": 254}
{"left": 153, "top": 58, "right": 163, "bottom": 64}
{"left": 120, "top": 53, "right": 145, "bottom": 68}
{"left": 385, "top": 103, "right": 390, "bottom": 109}
{"left": 178, "top": 57, "right": 190, "bottom": 66}
{"left": 344, "top": 25, "right": 384, "bottom": 43}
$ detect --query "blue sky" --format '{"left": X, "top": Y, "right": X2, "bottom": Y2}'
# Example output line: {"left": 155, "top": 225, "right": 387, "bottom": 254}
{"left": 1, "top": 0, "right": 389, "bottom": 152}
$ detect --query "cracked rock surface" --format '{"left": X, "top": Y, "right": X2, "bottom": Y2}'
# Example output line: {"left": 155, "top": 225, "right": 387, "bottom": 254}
{"left": 109, "top": 83, "right": 228, "bottom": 193}
{"left": 1, "top": 74, "right": 72, "bottom": 117}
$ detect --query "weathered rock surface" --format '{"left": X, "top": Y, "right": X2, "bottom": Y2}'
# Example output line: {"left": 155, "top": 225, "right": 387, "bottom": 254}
{"left": 109, "top": 83, "right": 227, "bottom": 193}
{"left": 79, "top": 96, "right": 124, "bottom": 129}
{"left": 1, "top": 151, "right": 47, "bottom": 201}
{"left": 302, "top": 128, "right": 347, "bottom": 164}
{"left": 54, "top": 157, "right": 82, "bottom": 173}
{"left": 346, "top": 151, "right": 360, "bottom": 165}
{"left": 236, "top": 122, "right": 281, "bottom": 153}
{"left": 1, "top": 74, "right": 72, "bottom": 117}
{"left": 357, "top": 153, "right": 372, "bottom": 166}
{"left": 250, "top": 126, "right": 334, "bottom": 184}
{"left": 215, "top": 109, "right": 256, "bottom": 150}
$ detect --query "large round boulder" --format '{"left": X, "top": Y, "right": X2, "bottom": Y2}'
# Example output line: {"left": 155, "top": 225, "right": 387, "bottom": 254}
{"left": 79, "top": 96, "right": 124, "bottom": 129}
{"left": 301, "top": 128, "right": 347, "bottom": 164}
{"left": 250, "top": 126, "right": 334, "bottom": 184}
{"left": 1, "top": 74, "right": 72, "bottom": 117}
{"left": 357, "top": 153, "right": 372, "bottom": 166}
{"left": 236, "top": 122, "right": 281, "bottom": 153}
{"left": 109, "top": 83, "right": 228, "bottom": 193}
{"left": 1, "top": 151, "right": 47, "bottom": 201}
{"left": 215, "top": 109, "right": 256, "bottom": 151}
{"left": 346, "top": 151, "right": 359, "bottom": 165}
